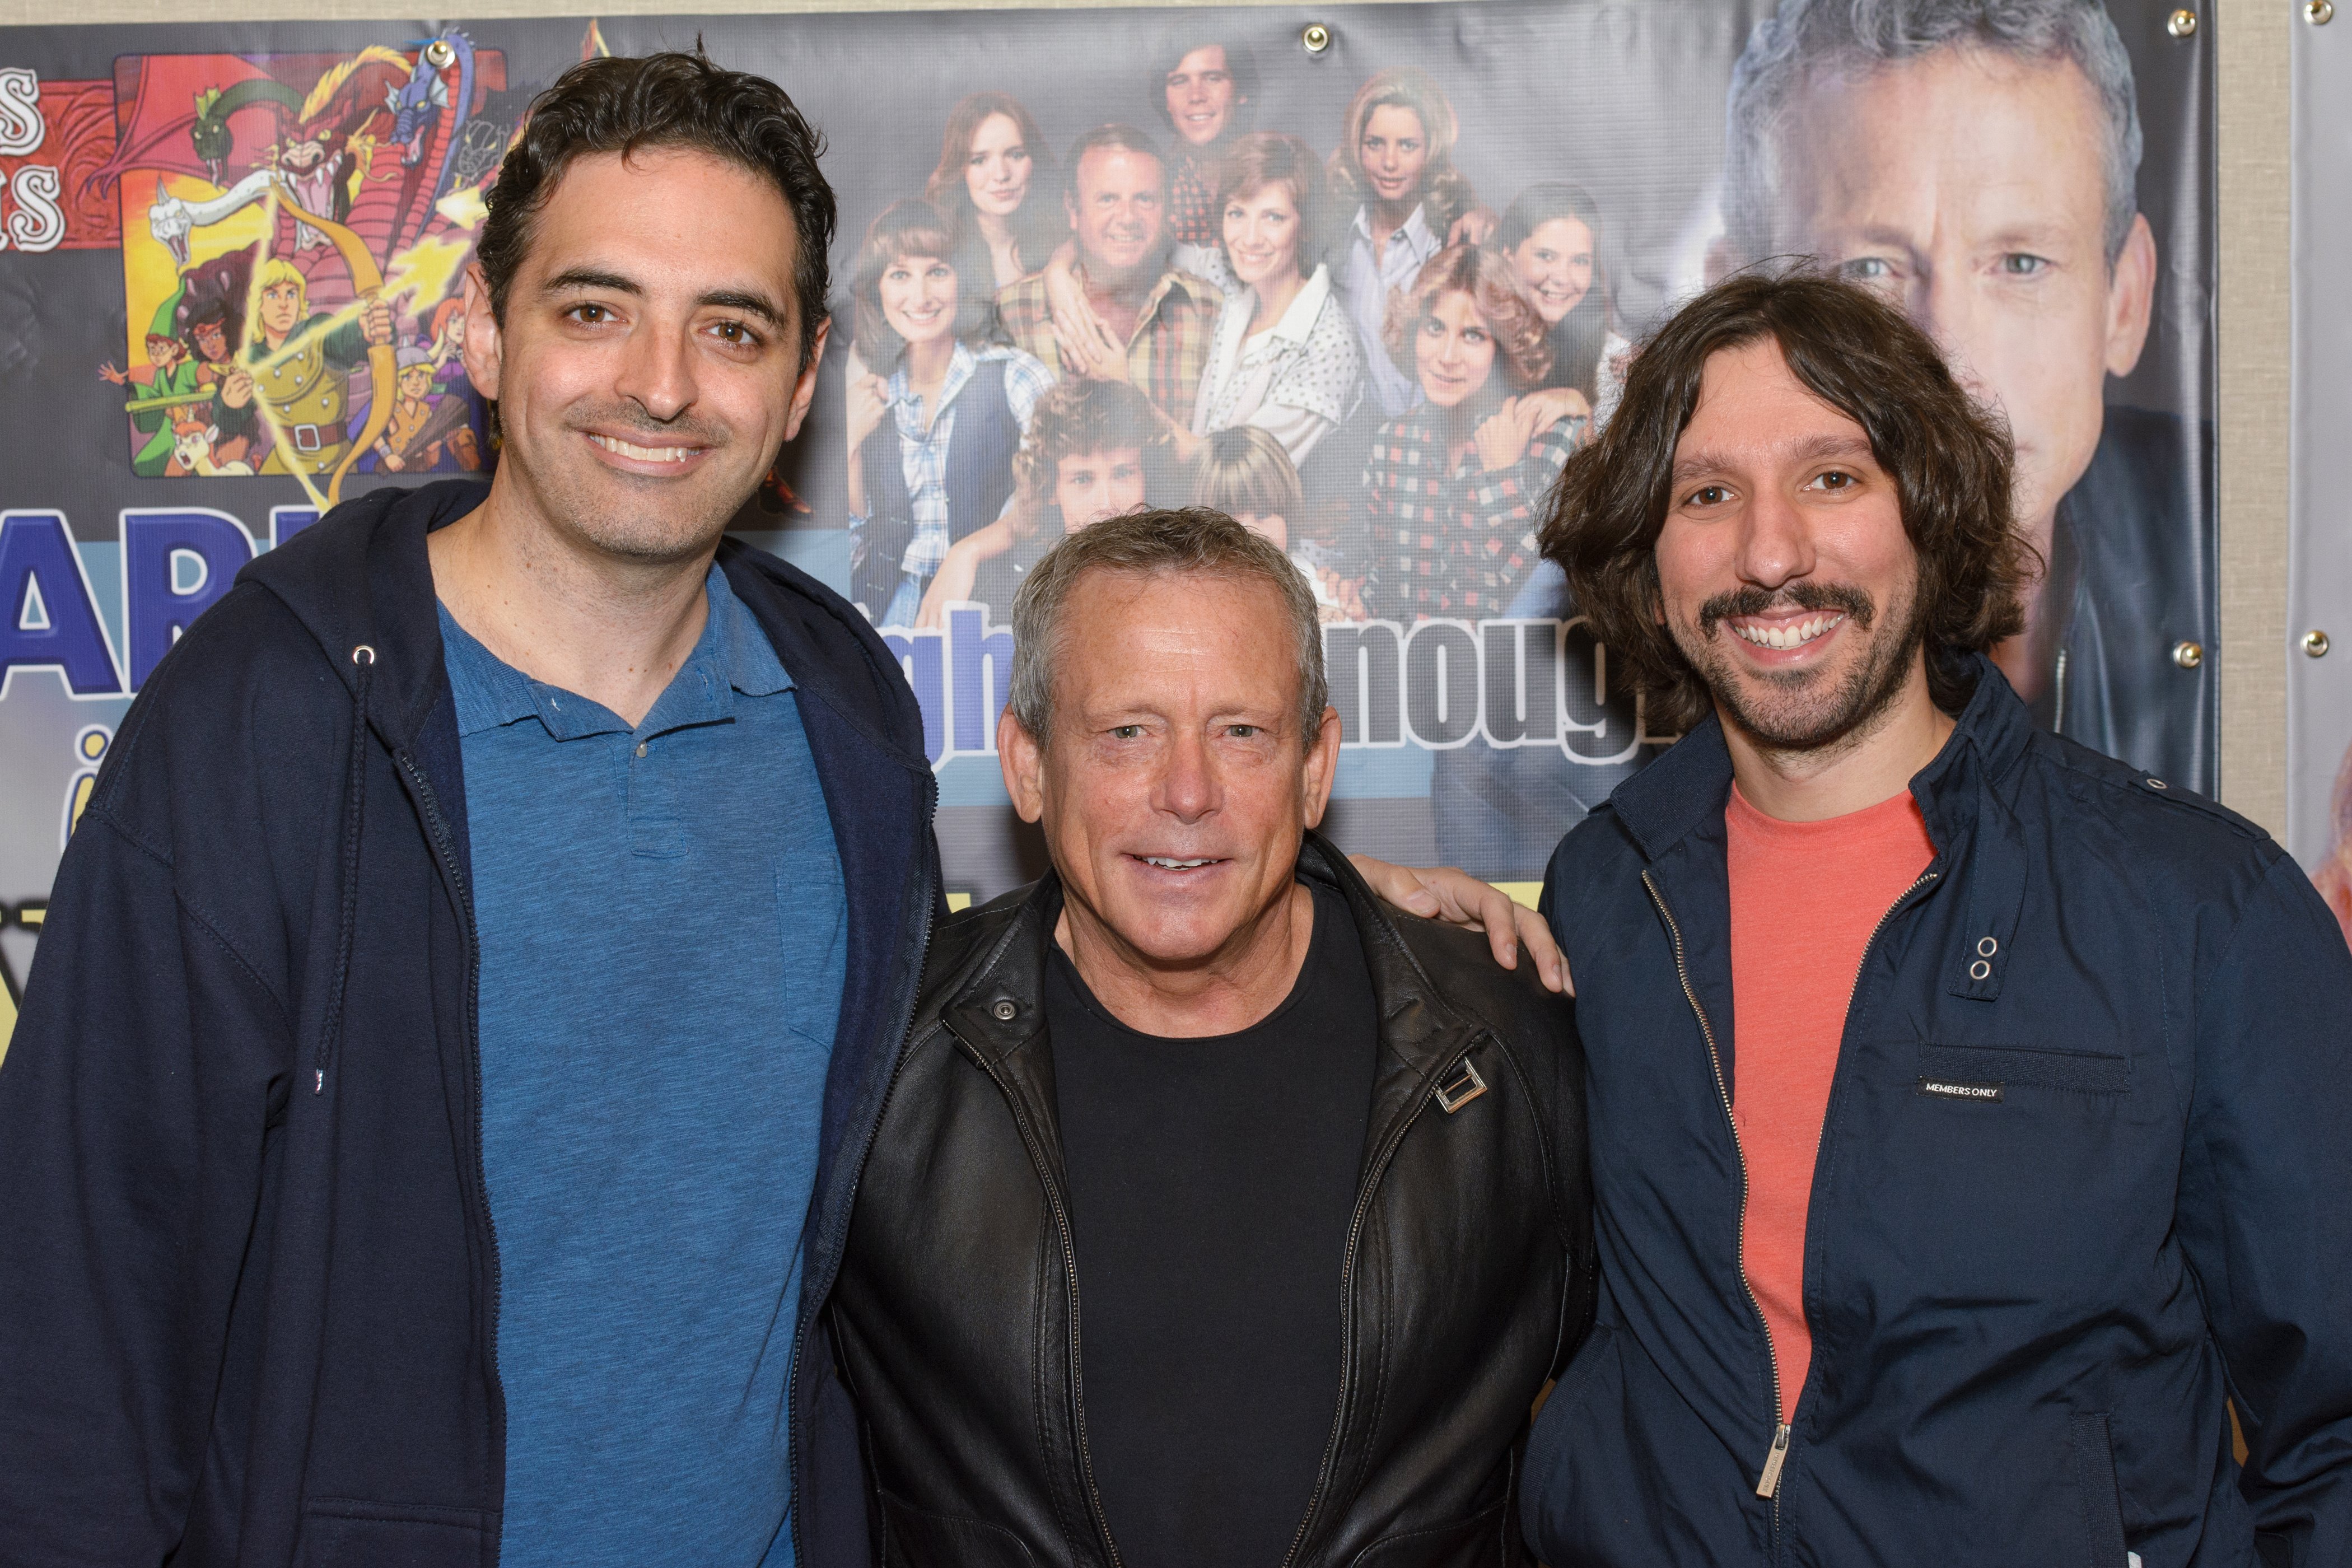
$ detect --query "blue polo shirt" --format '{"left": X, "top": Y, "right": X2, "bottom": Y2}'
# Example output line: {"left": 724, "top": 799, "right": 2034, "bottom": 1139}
{"left": 438, "top": 564, "right": 844, "bottom": 1568}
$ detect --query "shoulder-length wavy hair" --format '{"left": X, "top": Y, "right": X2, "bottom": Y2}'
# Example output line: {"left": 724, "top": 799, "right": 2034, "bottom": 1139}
{"left": 851, "top": 198, "right": 992, "bottom": 367}
{"left": 1496, "top": 182, "right": 1614, "bottom": 402}
{"left": 1212, "top": 131, "right": 1331, "bottom": 274}
{"left": 923, "top": 91, "right": 1064, "bottom": 270}
{"left": 1540, "top": 269, "right": 2037, "bottom": 734}
{"left": 1382, "top": 244, "right": 1552, "bottom": 394}
{"left": 1327, "top": 68, "right": 1478, "bottom": 237}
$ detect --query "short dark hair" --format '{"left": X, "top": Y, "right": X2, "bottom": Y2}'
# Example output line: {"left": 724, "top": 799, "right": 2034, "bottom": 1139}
{"left": 1540, "top": 269, "right": 2036, "bottom": 732}
{"left": 1064, "top": 124, "right": 1165, "bottom": 202}
{"left": 477, "top": 52, "right": 836, "bottom": 372}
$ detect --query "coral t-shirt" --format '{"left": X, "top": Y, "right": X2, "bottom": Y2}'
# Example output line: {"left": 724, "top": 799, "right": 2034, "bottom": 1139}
{"left": 1726, "top": 782, "right": 1936, "bottom": 1426}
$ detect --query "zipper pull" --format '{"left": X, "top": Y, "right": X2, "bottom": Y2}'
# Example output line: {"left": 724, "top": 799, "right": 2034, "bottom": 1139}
{"left": 1756, "top": 1423, "right": 1791, "bottom": 1498}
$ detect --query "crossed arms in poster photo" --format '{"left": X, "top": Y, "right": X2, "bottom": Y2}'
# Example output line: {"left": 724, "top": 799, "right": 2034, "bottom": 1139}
{"left": 1, "top": 30, "right": 2348, "bottom": 1568}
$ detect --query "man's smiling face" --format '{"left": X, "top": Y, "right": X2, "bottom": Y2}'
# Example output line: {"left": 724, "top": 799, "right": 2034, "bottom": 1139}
{"left": 459, "top": 146, "right": 824, "bottom": 568}
{"left": 1004, "top": 567, "right": 1337, "bottom": 973}
{"left": 1655, "top": 336, "right": 1928, "bottom": 754}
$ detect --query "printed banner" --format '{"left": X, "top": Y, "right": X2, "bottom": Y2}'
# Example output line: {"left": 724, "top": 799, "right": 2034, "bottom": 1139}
{"left": 0, "top": 2, "right": 2215, "bottom": 1038}
{"left": 2291, "top": 4, "right": 2351, "bottom": 945}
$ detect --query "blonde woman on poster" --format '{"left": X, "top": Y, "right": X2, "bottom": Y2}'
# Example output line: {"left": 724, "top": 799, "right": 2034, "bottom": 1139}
{"left": 1329, "top": 67, "right": 1492, "bottom": 418}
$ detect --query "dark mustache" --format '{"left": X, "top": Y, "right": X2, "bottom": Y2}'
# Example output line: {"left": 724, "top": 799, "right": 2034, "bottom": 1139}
{"left": 1696, "top": 582, "right": 1876, "bottom": 637}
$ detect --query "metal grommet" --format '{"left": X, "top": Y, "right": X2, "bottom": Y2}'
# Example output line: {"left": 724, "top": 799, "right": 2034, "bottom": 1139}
{"left": 991, "top": 999, "right": 1018, "bottom": 1021}
{"left": 2307, "top": 0, "right": 2334, "bottom": 24}
{"left": 424, "top": 37, "right": 457, "bottom": 67}
{"left": 2167, "top": 7, "right": 2198, "bottom": 36}
{"left": 351, "top": 644, "right": 376, "bottom": 665}
{"left": 1977, "top": 936, "right": 1998, "bottom": 958}
{"left": 2304, "top": 629, "right": 2332, "bottom": 658}
{"left": 1301, "top": 22, "right": 1332, "bottom": 53}
{"left": 1969, "top": 959, "right": 1992, "bottom": 981}
{"left": 2146, "top": 777, "right": 2169, "bottom": 791}
{"left": 2171, "top": 640, "right": 2204, "bottom": 669}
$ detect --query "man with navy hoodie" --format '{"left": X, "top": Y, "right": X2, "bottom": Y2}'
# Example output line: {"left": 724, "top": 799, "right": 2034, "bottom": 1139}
{"left": 0, "top": 54, "right": 920, "bottom": 1568}
{"left": 1520, "top": 270, "right": 2352, "bottom": 1564}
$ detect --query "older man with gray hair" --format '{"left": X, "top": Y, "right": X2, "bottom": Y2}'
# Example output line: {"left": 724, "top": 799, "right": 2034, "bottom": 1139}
{"left": 830, "top": 507, "right": 1592, "bottom": 1567}
{"left": 1719, "top": 0, "right": 2211, "bottom": 792}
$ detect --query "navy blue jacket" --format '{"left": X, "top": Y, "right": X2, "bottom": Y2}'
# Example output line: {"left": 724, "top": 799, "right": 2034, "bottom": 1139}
{"left": 0, "top": 482, "right": 938, "bottom": 1566}
{"left": 1524, "top": 660, "right": 2352, "bottom": 1567}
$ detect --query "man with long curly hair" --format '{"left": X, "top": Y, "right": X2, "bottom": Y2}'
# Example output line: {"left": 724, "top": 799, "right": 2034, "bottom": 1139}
{"left": 1519, "top": 269, "right": 2352, "bottom": 1564}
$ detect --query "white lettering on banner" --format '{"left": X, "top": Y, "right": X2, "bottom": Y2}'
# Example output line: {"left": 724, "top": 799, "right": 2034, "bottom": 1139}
{"left": 883, "top": 604, "right": 1669, "bottom": 771}
{"left": 5, "top": 165, "right": 65, "bottom": 253}
{"left": 0, "top": 68, "right": 43, "bottom": 156}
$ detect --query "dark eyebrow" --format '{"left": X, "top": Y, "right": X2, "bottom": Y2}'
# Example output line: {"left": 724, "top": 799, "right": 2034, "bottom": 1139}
{"left": 540, "top": 270, "right": 786, "bottom": 329}
{"left": 542, "top": 267, "right": 641, "bottom": 297}
{"left": 1669, "top": 432, "right": 1874, "bottom": 488}
{"left": 698, "top": 289, "right": 786, "bottom": 328}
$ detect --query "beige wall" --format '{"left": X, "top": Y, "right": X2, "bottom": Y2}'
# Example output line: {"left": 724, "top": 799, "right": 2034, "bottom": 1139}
{"left": 1, "top": 0, "right": 2294, "bottom": 829}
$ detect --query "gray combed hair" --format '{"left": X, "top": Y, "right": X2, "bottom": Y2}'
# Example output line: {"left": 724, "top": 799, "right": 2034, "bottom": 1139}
{"left": 1724, "top": 0, "right": 2144, "bottom": 268}
{"left": 1007, "top": 507, "right": 1328, "bottom": 746}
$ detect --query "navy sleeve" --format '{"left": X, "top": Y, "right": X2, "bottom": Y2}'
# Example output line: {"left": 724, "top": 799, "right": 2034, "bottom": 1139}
{"left": 2176, "top": 855, "right": 2352, "bottom": 1566}
{"left": 0, "top": 800, "right": 290, "bottom": 1561}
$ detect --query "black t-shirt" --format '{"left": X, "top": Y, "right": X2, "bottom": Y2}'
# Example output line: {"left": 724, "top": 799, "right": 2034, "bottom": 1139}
{"left": 1047, "top": 881, "right": 1377, "bottom": 1568}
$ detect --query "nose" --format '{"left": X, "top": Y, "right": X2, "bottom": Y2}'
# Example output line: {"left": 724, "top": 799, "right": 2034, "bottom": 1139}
{"left": 1155, "top": 728, "right": 1219, "bottom": 824}
{"left": 1912, "top": 270, "right": 1996, "bottom": 409}
{"left": 1734, "top": 483, "right": 1817, "bottom": 593}
{"left": 610, "top": 313, "right": 698, "bottom": 424}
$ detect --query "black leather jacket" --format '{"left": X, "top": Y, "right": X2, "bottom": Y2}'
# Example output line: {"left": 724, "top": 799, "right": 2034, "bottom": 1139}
{"left": 832, "top": 833, "right": 1594, "bottom": 1568}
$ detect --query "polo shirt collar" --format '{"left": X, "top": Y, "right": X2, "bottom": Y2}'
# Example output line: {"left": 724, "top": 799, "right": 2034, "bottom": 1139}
{"left": 440, "top": 562, "right": 793, "bottom": 743}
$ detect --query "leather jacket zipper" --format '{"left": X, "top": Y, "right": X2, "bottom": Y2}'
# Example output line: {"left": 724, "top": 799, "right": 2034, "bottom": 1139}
{"left": 1276, "top": 1038, "right": 1466, "bottom": 1567}
{"left": 1641, "top": 871, "right": 1786, "bottom": 1498}
{"left": 958, "top": 1037, "right": 1127, "bottom": 1568}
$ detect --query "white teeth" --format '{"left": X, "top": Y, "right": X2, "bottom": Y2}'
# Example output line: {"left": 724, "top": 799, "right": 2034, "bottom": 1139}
{"left": 1732, "top": 613, "right": 1844, "bottom": 650}
{"left": 1143, "top": 857, "right": 1214, "bottom": 870}
{"left": 591, "top": 433, "right": 697, "bottom": 464}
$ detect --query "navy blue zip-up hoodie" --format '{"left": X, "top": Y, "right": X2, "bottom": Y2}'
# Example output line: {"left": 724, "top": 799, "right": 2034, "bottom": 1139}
{"left": 0, "top": 481, "right": 939, "bottom": 1567}
{"left": 1522, "top": 659, "right": 2352, "bottom": 1567}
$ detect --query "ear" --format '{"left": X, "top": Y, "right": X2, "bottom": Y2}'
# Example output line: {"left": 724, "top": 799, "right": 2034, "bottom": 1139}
{"left": 205, "top": 424, "right": 219, "bottom": 442}
{"left": 781, "top": 315, "right": 831, "bottom": 443}
{"left": 1301, "top": 704, "right": 1341, "bottom": 829}
{"left": 459, "top": 263, "right": 502, "bottom": 402}
{"left": 998, "top": 706, "right": 1047, "bottom": 824}
{"left": 2103, "top": 211, "right": 2156, "bottom": 380}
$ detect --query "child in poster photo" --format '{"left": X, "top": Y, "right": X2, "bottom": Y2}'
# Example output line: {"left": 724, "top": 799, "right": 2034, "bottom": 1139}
{"left": 1329, "top": 67, "right": 1494, "bottom": 418}
{"left": 1360, "top": 244, "right": 1583, "bottom": 622}
{"left": 1498, "top": 182, "right": 1631, "bottom": 431}
{"left": 916, "top": 376, "right": 1166, "bottom": 626}
{"left": 844, "top": 198, "right": 1053, "bottom": 625}
{"left": 1191, "top": 424, "right": 1369, "bottom": 623}
{"left": 1183, "top": 132, "right": 1359, "bottom": 472}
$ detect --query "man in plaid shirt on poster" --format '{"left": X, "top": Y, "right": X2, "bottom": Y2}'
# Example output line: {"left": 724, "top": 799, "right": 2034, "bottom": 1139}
{"left": 996, "top": 123, "right": 1219, "bottom": 426}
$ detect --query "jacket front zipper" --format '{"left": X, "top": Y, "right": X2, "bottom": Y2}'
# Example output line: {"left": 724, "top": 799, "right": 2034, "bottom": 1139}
{"left": 1642, "top": 863, "right": 1942, "bottom": 1523}
{"left": 396, "top": 748, "right": 502, "bottom": 1527}
{"left": 1641, "top": 871, "right": 1786, "bottom": 1499}
{"left": 789, "top": 808, "right": 937, "bottom": 1568}
{"left": 1277, "top": 1040, "right": 1463, "bottom": 1568}
{"left": 956, "top": 1033, "right": 1127, "bottom": 1568}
